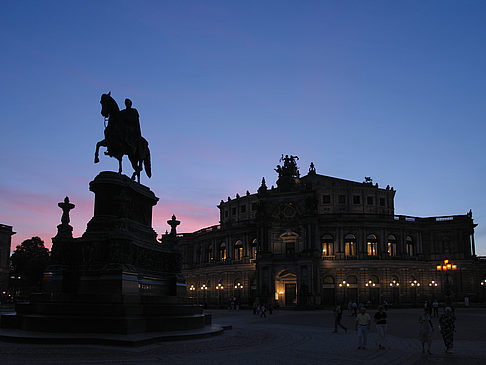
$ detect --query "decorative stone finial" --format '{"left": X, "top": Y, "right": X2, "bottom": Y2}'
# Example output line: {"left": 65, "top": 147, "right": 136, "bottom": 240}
{"left": 257, "top": 177, "right": 268, "bottom": 196}
{"left": 55, "top": 196, "right": 75, "bottom": 239}
{"left": 308, "top": 162, "right": 316, "bottom": 175}
{"left": 167, "top": 214, "right": 180, "bottom": 237}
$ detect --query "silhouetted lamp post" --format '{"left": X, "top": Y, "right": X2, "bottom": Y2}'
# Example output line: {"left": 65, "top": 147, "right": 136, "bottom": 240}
{"left": 409, "top": 280, "right": 421, "bottom": 306}
{"left": 365, "top": 279, "right": 376, "bottom": 304}
{"left": 234, "top": 282, "right": 243, "bottom": 300}
{"left": 338, "top": 280, "right": 349, "bottom": 304}
{"left": 189, "top": 284, "right": 196, "bottom": 304}
{"left": 480, "top": 279, "right": 486, "bottom": 302}
{"left": 437, "top": 259, "right": 457, "bottom": 304}
{"left": 428, "top": 280, "right": 439, "bottom": 298}
{"left": 216, "top": 283, "right": 224, "bottom": 307}
{"left": 200, "top": 284, "right": 208, "bottom": 305}
{"left": 389, "top": 279, "right": 400, "bottom": 304}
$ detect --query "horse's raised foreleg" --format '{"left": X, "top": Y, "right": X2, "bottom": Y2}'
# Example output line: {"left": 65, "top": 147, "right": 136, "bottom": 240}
{"left": 94, "top": 139, "right": 106, "bottom": 163}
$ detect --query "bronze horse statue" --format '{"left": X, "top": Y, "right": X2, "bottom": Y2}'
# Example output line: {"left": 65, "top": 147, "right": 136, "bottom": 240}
{"left": 94, "top": 92, "right": 151, "bottom": 182}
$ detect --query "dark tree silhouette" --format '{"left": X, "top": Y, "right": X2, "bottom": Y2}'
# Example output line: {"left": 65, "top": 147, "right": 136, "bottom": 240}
{"left": 10, "top": 237, "right": 50, "bottom": 290}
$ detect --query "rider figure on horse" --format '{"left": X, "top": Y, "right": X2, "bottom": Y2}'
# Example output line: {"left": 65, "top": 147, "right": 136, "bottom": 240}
{"left": 95, "top": 92, "right": 152, "bottom": 182}
{"left": 119, "top": 98, "right": 141, "bottom": 156}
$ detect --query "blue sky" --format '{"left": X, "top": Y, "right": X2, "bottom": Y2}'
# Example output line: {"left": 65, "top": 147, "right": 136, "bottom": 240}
{"left": 1, "top": 1, "right": 485, "bottom": 254}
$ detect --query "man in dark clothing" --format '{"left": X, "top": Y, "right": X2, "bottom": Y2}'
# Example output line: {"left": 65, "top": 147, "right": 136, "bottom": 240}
{"left": 374, "top": 305, "right": 387, "bottom": 349}
{"left": 334, "top": 304, "right": 347, "bottom": 333}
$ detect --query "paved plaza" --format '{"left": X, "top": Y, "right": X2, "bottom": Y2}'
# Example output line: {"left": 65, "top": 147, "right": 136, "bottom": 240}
{"left": 0, "top": 307, "right": 485, "bottom": 364}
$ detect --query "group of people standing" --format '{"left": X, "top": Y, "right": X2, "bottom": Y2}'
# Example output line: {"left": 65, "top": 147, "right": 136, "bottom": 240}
{"left": 252, "top": 302, "right": 273, "bottom": 318}
{"left": 333, "top": 301, "right": 457, "bottom": 354}
{"left": 419, "top": 301, "right": 456, "bottom": 354}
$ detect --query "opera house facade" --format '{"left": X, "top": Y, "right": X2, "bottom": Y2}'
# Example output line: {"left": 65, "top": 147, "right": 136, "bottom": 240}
{"left": 171, "top": 156, "right": 485, "bottom": 308}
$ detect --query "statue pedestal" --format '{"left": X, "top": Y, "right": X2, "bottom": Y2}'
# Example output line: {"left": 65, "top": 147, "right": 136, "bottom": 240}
{"left": 0, "top": 172, "right": 216, "bottom": 341}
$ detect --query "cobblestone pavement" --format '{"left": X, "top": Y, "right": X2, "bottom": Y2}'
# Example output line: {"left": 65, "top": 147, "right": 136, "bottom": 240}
{"left": 0, "top": 308, "right": 485, "bottom": 364}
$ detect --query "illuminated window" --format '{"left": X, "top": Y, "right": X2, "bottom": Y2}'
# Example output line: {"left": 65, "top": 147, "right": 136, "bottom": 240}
{"left": 367, "top": 234, "right": 378, "bottom": 256}
{"left": 234, "top": 240, "right": 243, "bottom": 260}
{"left": 387, "top": 235, "right": 397, "bottom": 256}
{"left": 344, "top": 234, "right": 356, "bottom": 256}
{"left": 219, "top": 242, "right": 226, "bottom": 261}
{"left": 321, "top": 234, "right": 333, "bottom": 256}
{"left": 251, "top": 239, "right": 257, "bottom": 258}
{"left": 406, "top": 236, "right": 414, "bottom": 256}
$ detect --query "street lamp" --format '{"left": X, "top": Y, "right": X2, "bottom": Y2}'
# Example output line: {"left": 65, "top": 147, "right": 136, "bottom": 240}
{"left": 436, "top": 259, "right": 457, "bottom": 305}
{"left": 234, "top": 282, "right": 243, "bottom": 303}
{"left": 365, "top": 279, "right": 376, "bottom": 305}
{"left": 216, "top": 283, "right": 224, "bottom": 307}
{"left": 428, "top": 280, "right": 438, "bottom": 299}
{"left": 389, "top": 279, "right": 400, "bottom": 305}
{"left": 480, "top": 279, "right": 486, "bottom": 302}
{"left": 338, "top": 280, "right": 349, "bottom": 304}
{"left": 200, "top": 283, "right": 208, "bottom": 306}
{"left": 189, "top": 284, "right": 196, "bottom": 304}
{"left": 409, "top": 280, "right": 421, "bottom": 306}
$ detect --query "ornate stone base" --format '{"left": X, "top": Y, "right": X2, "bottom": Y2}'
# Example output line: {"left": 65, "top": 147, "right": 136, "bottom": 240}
{"left": 1, "top": 172, "right": 213, "bottom": 337}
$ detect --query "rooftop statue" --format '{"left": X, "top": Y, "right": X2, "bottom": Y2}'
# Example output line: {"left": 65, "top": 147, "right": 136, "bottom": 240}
{"left": 276, "top": 154, "right": 300, "bottom": 178}
{"left": 94, "top": 92, "right": 151, "bottom": 182}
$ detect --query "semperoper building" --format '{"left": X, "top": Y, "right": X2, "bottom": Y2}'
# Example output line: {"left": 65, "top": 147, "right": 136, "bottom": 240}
{"left": 169, "top": 156, "right": 485, "bottom": 308}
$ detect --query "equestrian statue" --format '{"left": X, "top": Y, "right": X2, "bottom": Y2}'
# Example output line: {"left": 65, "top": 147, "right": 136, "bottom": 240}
{"left": 94, "top": 92, "right": 151, "bottom": 183}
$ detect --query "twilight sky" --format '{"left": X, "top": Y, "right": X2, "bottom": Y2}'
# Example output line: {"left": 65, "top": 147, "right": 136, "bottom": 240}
{"left": 1, "top": 1, "right": 485, "bottom": 254}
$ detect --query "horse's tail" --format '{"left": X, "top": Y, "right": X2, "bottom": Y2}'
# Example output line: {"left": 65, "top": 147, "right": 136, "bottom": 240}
{"left": 144, "top": 147, "right": 152, "bottom": 178}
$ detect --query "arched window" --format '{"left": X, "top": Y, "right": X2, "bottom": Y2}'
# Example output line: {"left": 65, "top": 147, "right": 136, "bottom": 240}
{"left": 387, "top": 235, "right": 397, "bottom": 256}
{"left": 321, "top": 234, "right": 334, "bottom": 257}
{"left": 323, "top": 275, "right": 335, "bottom": 285}
{"left": 406, "top": 236, "right": 414, "bottom": 256}
{"left": 219, "top": 242, "right": 226, "bottom": 261}
{"left": 367, "top": 234, "right": 378, "bottom": 256}
{"left": 250, "top": 238, "right": 257, "bottom": 258}
{"left": 234, "top": 240, "right": 243, "bottom": 261}
{"left": 344, "top": 234, "right": 356, "bottom": 256}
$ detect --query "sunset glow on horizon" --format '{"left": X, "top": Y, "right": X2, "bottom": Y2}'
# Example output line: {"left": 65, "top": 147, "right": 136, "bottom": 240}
{"left": 1, "top": 1, "right": 486, "bottom": 254}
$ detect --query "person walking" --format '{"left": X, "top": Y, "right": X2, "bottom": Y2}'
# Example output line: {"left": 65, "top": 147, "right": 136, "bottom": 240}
{"left": 260, "top": 304, "right": 266, "bottom": 318}
{"left": 439, "top": 307, "right": 456, "bottom": 353}
{"left": 432, "top": 299, "right": 439, "bottom": 318}
{"left": 374, "top": 305, "right": 387, "bottom": 350}
{"left": 418, "top": 307, "right": 433, "bottom": 354}
{"left": 355, "top": 307, "right": 371, "bottom": 349}
{"left": 333, "top": 304, "right": 347, "bottom": 333}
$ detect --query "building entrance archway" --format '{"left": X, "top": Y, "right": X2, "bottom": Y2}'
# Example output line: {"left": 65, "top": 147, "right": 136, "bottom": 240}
{"left": 275, "top": 270, "right": 297, "bottom": 307}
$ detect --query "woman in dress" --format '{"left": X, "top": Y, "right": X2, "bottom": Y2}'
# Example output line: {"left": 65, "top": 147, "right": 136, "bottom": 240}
{"left": 439, "top": 307, "right": 456, "bottom": 353}
{"left": 418, "top": 307, "right": 433, "bottom": 354}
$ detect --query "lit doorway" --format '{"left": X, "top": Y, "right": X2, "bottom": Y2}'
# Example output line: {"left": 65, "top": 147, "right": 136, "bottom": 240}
{"left": 275, "top": 270, "right": 297, "bottom": 307}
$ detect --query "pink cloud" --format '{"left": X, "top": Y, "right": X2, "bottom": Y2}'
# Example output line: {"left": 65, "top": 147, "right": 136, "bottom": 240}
{"left": 0, "top": 185, "right": 93, "bottom": 251}
{"left": 1, "top": 185, "right": 219, "bottom": 252}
